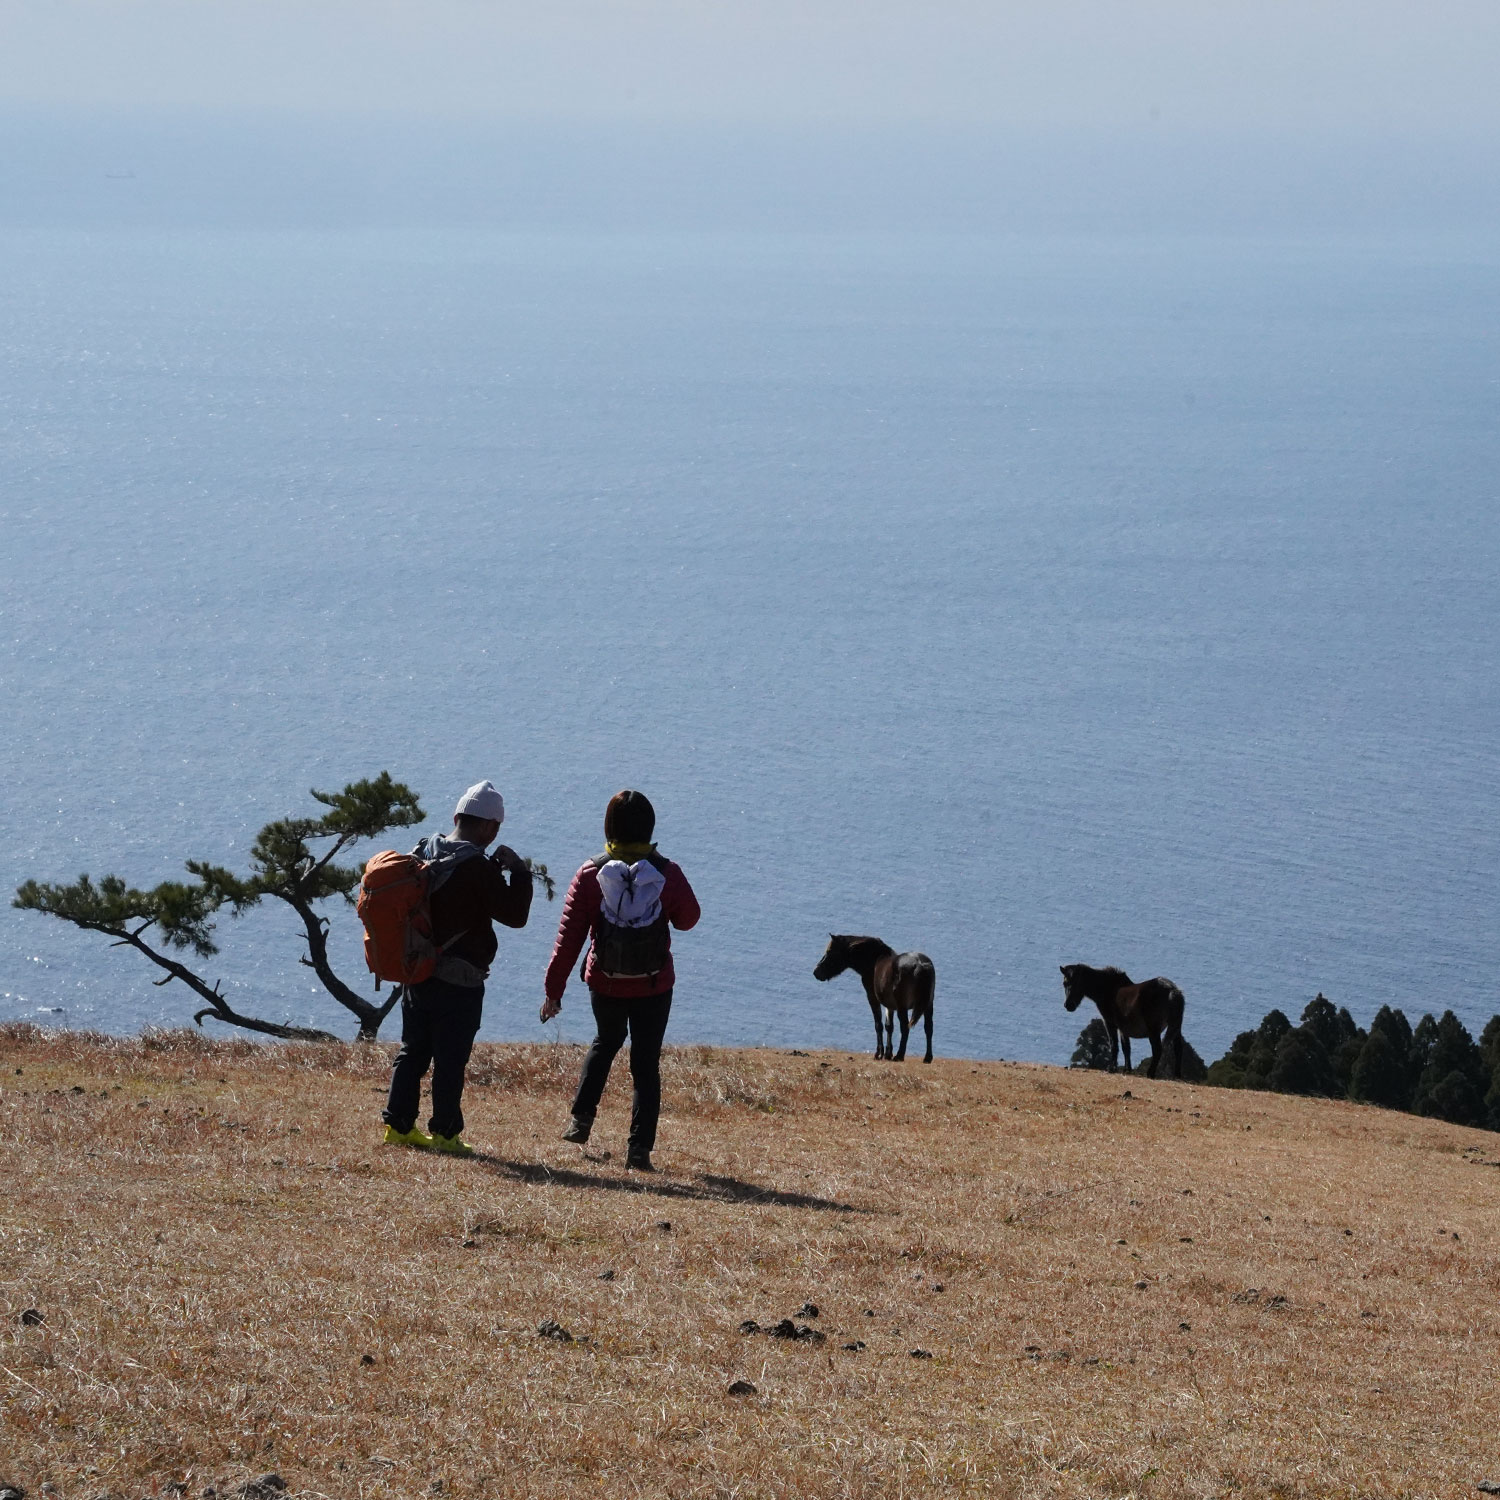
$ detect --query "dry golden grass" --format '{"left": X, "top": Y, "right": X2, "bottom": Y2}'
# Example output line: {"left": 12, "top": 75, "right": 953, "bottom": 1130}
{"left": 2, "top": 1023, "right": 1499, "bottom": 1500}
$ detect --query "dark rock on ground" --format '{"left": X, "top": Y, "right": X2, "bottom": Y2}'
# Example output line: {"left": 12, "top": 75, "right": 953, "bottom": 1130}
{"left": 910, "top": 1348, "right": 933, "bottom": 1359}
{"left": 231, "top": 1478, "right": 285, "bottom": 1500}
{"left": 738, "top": 1320, "right": 761, "bottom": 1335}
{"left": 19, "top": 1309, "right": 43, "bottom": 1326}
{"left": 537, "top": 1319, "right": 574, "bottom": 1342}
{"left": 841, "top": 1340, "right": 866, "bottom": 1351}
{"left": 796, "top": 1302, "right": 819, "bottom": 1318}
{"left": 767, "top": 1318, "right": 823, "bottom": 1342}
{"left": 360, "top": 1353, "right": 376, "bottom": 1366}
{"left": 598, "top": 1269, "right": 615, "bottom": 1281}
{"left": 727, "top": 1379, "right": 757, "bottom": 1396}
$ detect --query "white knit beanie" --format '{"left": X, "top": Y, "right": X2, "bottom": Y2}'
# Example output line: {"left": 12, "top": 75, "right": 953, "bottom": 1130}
{"left": 454, "top": 780, "right": 505, "bottom": 824}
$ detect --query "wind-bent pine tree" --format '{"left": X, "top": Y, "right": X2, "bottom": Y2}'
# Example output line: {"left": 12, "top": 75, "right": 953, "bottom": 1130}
{"left": 16, "top": 773, "right": 554, "bottom": 1041}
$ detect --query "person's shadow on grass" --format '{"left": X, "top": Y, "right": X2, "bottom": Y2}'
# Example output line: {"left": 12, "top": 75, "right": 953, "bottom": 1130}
{"left": 472, "top": 1154, "right": 872, "bottom": 1214}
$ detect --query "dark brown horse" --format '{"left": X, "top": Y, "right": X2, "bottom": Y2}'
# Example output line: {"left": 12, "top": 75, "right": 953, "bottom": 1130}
{"left": 1060, "top": 963, "right": 1185, "bottom": 1078}
{"left": 815, "top": 935, "right": 935, "bottom": 1063}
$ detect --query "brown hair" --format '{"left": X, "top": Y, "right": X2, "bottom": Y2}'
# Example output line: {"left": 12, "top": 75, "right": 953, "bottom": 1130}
{"left": 604, "top": 789, "right": 655, "bottom": 846}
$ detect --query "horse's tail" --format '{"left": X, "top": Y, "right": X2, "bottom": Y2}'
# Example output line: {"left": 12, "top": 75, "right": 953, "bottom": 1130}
{"left": 1163, "top": 979, "right": 1187, "bottom": 1073}
{"left": 915, "top": 954, "right": 936, "bottom": 1015}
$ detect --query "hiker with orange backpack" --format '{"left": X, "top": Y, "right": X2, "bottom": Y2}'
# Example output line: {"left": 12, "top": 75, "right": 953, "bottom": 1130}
{"left": 370, "top": 780, "right": 532, "bottom": 1155}
{"left": 540, "top": 790, "right": 699, "bottom": 1172}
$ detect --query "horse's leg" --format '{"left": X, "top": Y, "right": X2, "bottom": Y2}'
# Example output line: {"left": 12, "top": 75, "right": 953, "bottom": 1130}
{"left": 1146, "top": 1032, "right": 1161, "bottom": 1079}
{"left": 922, "top": 1005, "right": 933, "bottom": 1064}
{"left": 868, "top": 995, "right": 885, "bottom": 1059}
{"left": 1119, "top": 1033, "right": 1132, "bottom": 1073}
{"left": 894, "top": 1008, "right": 910, "bottom": 1062}
{"left": 884, "top": 1007, "right": 896, "bottom": 1061}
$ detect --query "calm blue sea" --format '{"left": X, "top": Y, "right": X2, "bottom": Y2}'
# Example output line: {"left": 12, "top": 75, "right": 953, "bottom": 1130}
{"left": 2, "top": 228, "right": 1497, "bottom": 1063}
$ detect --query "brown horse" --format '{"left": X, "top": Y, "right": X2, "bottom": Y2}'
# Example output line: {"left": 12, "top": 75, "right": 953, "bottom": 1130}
{"left": 1060, "top": 963, "right": 1185, "bottom": 1078}
{"left": 815, "top": 935, "right": 935, "bottom": 1063}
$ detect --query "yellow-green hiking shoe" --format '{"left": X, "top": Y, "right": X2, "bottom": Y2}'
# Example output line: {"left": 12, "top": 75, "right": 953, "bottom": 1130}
{"left": 430, "top": 1133, "right": 475, "bottom": 1157}
{"left": 383, "top": 1124, "right": 436, "bottom": 1150}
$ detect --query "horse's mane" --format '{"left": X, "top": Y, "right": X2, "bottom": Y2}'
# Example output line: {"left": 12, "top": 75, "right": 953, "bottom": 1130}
{"left": 839, "top": 934, "right": 894, "bottom": 959}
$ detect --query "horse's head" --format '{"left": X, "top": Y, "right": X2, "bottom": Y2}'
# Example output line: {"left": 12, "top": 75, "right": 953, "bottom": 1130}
{"left": 814, "top": 934, "right": 851, "bottom": 982}
{"left": 1060, "top": 964, "right": 1085, "bottom": 1012}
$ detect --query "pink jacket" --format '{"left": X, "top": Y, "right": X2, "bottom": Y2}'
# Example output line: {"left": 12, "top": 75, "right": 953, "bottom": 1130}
{"left": 544, "top": 857, "right": 701, "bottom": 1003}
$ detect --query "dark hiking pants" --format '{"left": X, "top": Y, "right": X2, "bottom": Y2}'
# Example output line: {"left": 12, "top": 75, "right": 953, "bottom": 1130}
{"left": 570, "top": 990, "right": 673, "bottom": 1153}
{"left": 382, "top": 977, "right": 483, "bottom": 1140}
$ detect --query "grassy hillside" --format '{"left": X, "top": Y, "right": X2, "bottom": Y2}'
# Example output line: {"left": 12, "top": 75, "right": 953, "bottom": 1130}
{"left": 2, "top": 1024, "right": 1498, "bottom": 1499}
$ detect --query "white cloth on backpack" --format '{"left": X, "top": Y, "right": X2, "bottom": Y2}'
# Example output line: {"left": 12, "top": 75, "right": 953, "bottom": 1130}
{"left": 413, "top": 833, "right": 483, "bottom": 894}
{"left": 597, "top": 859, "right": 666, "bottom": 928}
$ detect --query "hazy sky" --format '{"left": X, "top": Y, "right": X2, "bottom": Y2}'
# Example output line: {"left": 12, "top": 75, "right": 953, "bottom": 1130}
{"left": 3, "top": 0, "right": 1499, "bottom": 135}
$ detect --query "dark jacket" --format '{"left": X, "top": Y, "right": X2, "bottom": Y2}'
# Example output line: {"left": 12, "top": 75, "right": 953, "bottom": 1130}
{"left": 544, "top": 856, "right": 699, "bottom": 1003}
{"left": 425, "top": 838, "right": 533, "bottom": 970}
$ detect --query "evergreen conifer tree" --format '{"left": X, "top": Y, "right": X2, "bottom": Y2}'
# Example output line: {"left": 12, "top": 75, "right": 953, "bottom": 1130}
{"left": 1070, "top": 1019, "right": 1114, "bottom": 1070}
{"left": 1299, "top": 994, "right": 1362, "bottom": 1097}
{"left": 1408, "top": 1013, "right": 1439, "bottom": 1099}
{"left": 1349, "top": 1029, "right": 1408, "bottom": 1109}
{"left": 1410, "top": 1011, "right": 1487, "bottom": 1125}
{"left": 1205, "top": 1029, "right": 1258, "bottom": 1089}
{"left": 1268, "top": 1025, "right": 1337, "bottom": 1097}
{"left": 1481, "top": 1017, "right": 1500, "bottom": 1130}
{"left": 1241, "top": 1009, "right": 1291, "bottom": 1090}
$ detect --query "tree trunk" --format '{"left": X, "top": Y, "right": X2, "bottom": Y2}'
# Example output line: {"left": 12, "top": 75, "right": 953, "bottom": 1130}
{"left": 279, "top": 892, "right": 389, "bottom": 1039}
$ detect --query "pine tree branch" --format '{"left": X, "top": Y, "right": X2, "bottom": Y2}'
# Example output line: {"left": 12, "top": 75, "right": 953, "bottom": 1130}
{"left": 304, "top": 830, "right": 358, "bottom": 887}
{"left": 107, "top": 925, "right": 336, "bottom": 1042}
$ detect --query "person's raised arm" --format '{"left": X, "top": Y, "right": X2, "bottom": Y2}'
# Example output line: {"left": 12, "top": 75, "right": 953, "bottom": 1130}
{"left": 485, "top": 844, "right": 534, "bottom": 929}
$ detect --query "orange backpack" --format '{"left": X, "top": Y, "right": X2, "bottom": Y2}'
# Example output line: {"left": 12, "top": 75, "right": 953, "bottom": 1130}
{"left": 357, "top": 842, "right": 478, "bottom": 986}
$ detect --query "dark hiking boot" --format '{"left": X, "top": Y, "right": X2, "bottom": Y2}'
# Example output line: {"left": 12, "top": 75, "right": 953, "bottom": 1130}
{"left": 625, "top": 1149, "right": 654, "bottom": 1173}
{"left": 560, "top": 1116, "right": 592, "bottom": 1144}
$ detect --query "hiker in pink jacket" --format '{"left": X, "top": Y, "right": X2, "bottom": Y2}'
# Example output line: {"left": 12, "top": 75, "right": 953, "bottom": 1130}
{"left": 541, "top": 790, "right": 700, "bottom": 1171}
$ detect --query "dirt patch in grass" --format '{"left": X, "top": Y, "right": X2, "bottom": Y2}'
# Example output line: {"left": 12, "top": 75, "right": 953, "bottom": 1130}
{"left": 2, "top": 1024, "right": 1498, "bottom": 1498}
